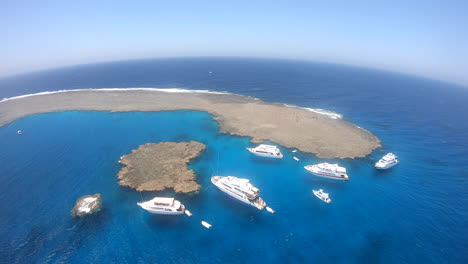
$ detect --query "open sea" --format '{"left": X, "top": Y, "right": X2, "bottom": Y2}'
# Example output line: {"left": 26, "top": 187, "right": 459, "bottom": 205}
{"left": 0, "top": 58, "right": 467, "bottom": 263}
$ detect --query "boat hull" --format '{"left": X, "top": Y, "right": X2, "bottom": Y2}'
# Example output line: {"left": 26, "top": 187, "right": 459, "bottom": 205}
{"left": 305, "top": 168, "right": 349, "bottom": 181}
{"left": 247, "top": 148, "right": 283, "bottom": 159}
{"left": 375, "top": 161, "right": 399, "bottom": 170}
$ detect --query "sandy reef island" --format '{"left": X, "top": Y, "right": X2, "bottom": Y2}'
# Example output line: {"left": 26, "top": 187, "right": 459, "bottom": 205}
{"left": 0, "top": 88, "right": 380, "bottom": 158}
{"left": 117, "top": 141, "right": 205, "bottom": 193}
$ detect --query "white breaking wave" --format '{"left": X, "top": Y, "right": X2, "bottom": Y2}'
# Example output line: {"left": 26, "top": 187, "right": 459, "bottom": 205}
{"left": 304, "top": 108, "right": 343, "bottom": 120}
{"left": 0, "top": 88, "right": 231, "bottom": 103}
{"left": 282, "top": 104, "right": 343, "bottom": 120}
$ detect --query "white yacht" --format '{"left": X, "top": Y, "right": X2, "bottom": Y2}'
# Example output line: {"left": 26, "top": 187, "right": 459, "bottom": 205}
{"left": 313, "top": 189, "right": 331, "bottom": 203}
{"left": 375, "top": 153, "right": 399, "bottom": 170}
{"left": 137, "top": 197, "right": 185, "bottom": 215}
{"left": 247, "top": 144, "right": 283, "bottom": 159}
{"left": 211, "top": 176, "right": 266, "bottom": 210}
{"left": 304, "top": 163, "right": 349, "bottom": 181}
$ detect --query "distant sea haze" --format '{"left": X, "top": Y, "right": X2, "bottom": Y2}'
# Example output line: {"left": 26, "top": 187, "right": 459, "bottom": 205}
{"left": 0, "top": 58, "right": 467, "bottom": 263}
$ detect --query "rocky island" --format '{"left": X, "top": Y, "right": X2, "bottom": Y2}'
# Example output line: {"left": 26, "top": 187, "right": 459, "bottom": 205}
{"left": 117, "top": 141, "right": 205, "bottom": 193}
{"left": 71, "top": 193, "right": 102, "bottom": 217}
{"left": 0, "top": 88, "right": 381, "bottom": 158}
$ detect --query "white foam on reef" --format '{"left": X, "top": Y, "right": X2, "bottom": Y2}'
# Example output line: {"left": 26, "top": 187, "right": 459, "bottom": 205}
{"left": 282, "top": 104, "right": 343, "bottom": 120}
{"left": 304, "top": 108, "right": 343, "bottom": 120}
{"left": 0, "top": 88, "right": 232, "bottom": 103}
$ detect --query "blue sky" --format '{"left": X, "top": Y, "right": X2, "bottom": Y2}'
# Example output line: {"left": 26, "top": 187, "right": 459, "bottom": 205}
{"left": 2, "top": 0, "right": 467, "bottom": 85}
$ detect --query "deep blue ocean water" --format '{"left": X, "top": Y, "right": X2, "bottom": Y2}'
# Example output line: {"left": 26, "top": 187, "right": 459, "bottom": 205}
{"left": 0, "top": 58, "right": 467, "bottom": 263}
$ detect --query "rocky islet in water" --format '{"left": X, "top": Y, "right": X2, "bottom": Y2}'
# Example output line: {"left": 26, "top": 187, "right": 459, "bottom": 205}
{"left": 117, "top": 141, "right": 206, "bottom": 193}
{"left": 71, "top": 193, "right": 103, "bottom": 217}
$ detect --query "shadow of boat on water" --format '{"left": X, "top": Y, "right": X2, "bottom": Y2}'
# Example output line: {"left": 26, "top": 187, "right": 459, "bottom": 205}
{"left": 249, "top": 155, "right": 283, "bottom": 165}
{"left": 146, "top": 213, "right": 190, "bottom": 229}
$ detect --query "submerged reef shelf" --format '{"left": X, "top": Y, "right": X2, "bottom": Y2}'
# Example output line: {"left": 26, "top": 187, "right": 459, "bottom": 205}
{"left": 0, "top": 88, "right": 381, "bottom": 158}
{"left": 117, "top": 141, "right": 205, "bottom": 193}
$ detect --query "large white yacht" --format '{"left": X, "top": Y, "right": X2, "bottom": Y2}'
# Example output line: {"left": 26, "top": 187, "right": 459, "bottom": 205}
{"left": 137, "top": 197, "right": 185, "bottom": 215}
{"left": 211, "top": 176, "right": 266, "bottom": 210}
{"left": 375, "top": 153, "right": 399, "bottom": 170}
{"left": 304, "top": 163, "right": 349, "bottom": 181}
{"left": 247, "top": 144, "right": 283, "bottom": 159}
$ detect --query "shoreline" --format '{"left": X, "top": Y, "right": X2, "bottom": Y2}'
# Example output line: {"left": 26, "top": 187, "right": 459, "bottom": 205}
{"left": 0, "top": 88, "right": 381, "bottom": 158}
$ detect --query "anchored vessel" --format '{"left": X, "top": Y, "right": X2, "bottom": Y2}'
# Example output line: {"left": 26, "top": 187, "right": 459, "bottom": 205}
{"left": 137, "top": 197, "right": 185, "bottom": 215}
{"left": 247, "top": 144, "right": 283, "bottom": 159}
{"left": 201, "top": 221, "right": 212, "bottom": 229}
{"left": 313, "top": 189, "right": 331, "bottom": 203}
{"left": 304, "top": 163, "right": 349, "bottom": 181}
{"left": 211, "top": 176, "right": 266, "bottom": 210}
{"left": 375, "top": 153, "right": 399, "bottom": 170}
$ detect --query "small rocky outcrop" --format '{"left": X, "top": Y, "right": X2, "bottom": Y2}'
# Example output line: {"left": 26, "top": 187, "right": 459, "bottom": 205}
{"left": 117, "top": 141, "right": 205, "bottom": 193}
{"left": 71, "top": 193, "right": 102, "bottom": 217}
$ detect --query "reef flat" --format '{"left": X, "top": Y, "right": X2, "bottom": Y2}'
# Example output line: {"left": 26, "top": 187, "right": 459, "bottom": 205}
{"left": 117, "top": 141, "right": 205, "bottom": 192}
{"left": 0, "top": 88, "right": 381, "bottom": 158}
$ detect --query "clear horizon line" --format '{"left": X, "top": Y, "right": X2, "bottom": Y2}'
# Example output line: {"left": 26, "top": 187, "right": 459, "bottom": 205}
{"left": 0, "top": 55, "right": 466, "bottom": 89}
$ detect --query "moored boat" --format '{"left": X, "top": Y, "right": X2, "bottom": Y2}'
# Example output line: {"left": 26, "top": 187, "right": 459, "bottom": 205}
{"left": 375, "top": 153, "right": 399, "bottom": 170}
{"left": 201, "top": 221, "right": 212, "bottom": 228}
{"left": 137, "top": 197, "right": 185, "bottom": 215}
{"left": 304, "top": 163, "right": 349, "bottom": 181}
{"left": 313, "top": 189, "right": 331, "bottom": 203}
{"left": 211, "top": 176, "right": 266, "bottom": 210}
{"left": 247, "top": 144, "right": 283, "bottom": 159}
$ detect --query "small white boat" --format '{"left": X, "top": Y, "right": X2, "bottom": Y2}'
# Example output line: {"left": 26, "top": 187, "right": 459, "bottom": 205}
{"left": 313, "top": 189, "right": 331, "bottom": 203}
{"left": 137, "top": 197, "right": 185, "bottom": 215}
{"left": 17, "top": 130, "right": 22, "bottom": 135}
{"left": 201, "top": 221, "right": 212, "bottom": 229}
{"left": 211, "top": 176, "right": 266, "bottom": 210}
{"left": 292, "top": 150, "right": 297, "bottom": 153}
{"left": 184, "top": 209, "right": 192, "bottom": 217}
{"left": 247, "top": 144, "right": 283, "bottom": 159}
{"left": 375, "top": 153, "right": 399, "bottom": 170}
{"left": 266, "top": 206, "right": 275, "bottom": 214}
{"left": 304, "top": 163, "right": 349, "bottom": 181}
{"left": 293, "top": 157, "right": 300, "bottom": 161}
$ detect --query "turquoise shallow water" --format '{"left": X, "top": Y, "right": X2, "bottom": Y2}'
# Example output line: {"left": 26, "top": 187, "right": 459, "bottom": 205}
{"left": 0, "top": 58, "right": 467, "bottom": 263}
